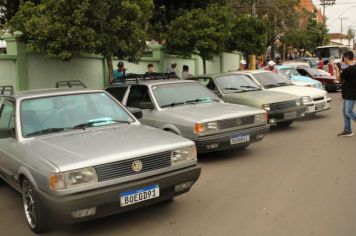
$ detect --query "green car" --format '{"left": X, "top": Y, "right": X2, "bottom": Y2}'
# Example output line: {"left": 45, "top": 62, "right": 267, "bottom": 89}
{"left": 189, "top": 73, "right": 306, "bottom": 127}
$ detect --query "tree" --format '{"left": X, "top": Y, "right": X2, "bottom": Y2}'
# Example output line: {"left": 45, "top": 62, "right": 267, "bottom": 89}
{"left": 165, "top": 4, "right": 233, "bottom": 74}
{"left": 0, "top": 0, "right": 40, "bottom": 28}
{"left": 8, "top": 0, "right": 153, "bottom": 83}
{"left": 226, "top": 15, "right": 267, "bottom": 56}
{"left": 346, "top": 28, "right": 355, "bottom": 47}
{"left": 149, "top": 0, "right": 227, "bottom": 41}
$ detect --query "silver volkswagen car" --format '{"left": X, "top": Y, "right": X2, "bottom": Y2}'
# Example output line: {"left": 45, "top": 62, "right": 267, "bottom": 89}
{"left": 0, "top": 87, "right": 201, "bottom": 233}
{"left": 106, "top": 79, "right": 270, "bottom": 153}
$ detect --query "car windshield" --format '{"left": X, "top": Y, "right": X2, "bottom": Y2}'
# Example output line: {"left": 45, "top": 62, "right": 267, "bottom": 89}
{"left": 253, "top": 72, "right": 292, "bottom": 88}
{"left": 21, "top": 92, "right": 133, "bottom": 137}
{"left": 152, "top": 82, "right": 219, "bottom": 108}
{"left": 215, "top": 74, "right": 261, "bottom": 93}
{"left": 307, "top": 68, "right": 329, "bottom": 76}
{"left": 279, "top": 68, "right": 300, "bottom": 77}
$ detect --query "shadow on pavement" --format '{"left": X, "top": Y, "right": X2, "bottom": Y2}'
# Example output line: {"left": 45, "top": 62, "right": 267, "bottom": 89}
{"left": 197, "top": 147, "right": 253, "bottom": 163}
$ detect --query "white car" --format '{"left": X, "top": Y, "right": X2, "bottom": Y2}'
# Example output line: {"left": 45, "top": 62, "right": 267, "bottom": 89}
{"left": 235, "top": 71, "right": 331, "bottom": 115}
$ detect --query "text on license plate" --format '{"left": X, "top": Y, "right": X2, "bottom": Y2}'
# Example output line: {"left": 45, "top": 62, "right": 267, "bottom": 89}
{"left": 120, "top": 184, "right": 160, "bottom": 207}
{"left": 230, "top": 133, "right": 250, "bottom": 145}
{"left": 284, "top": 111, "right": 297, "bottom": 119}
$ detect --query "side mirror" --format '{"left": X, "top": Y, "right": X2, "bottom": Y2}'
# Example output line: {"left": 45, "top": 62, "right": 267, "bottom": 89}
{"left": 138, "top": 101, "right": 154, "bottom": 110}
{"left": 127, "top": 107, "right": 143, "bottom": 119}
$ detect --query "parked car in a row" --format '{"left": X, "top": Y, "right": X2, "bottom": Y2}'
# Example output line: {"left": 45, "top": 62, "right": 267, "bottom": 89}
{"left": 187, "top": 73, "right": 306, "bottom": 127}
{"left": 106, "top": 79, "right": 270, "bottom": 153}
{"left": 275, "top": 65, "right": 323, "bottom": 89}
{"left": 239, "top": 71, "right": 331, "bottom": 115}
{"left": 0, "top": 86, "right": 201, "bottom": 233}
{"left": 297, "top": 67, "right": 342, "bottom": 92}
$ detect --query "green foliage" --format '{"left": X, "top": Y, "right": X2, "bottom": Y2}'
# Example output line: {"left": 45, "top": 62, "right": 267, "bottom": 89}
{"left": 149, "top": 0, "right": 227, "bottom": 40}
{"left": 166, "top": 4, "right": 233, "bottom": 73}
{"left": 226, "top": 15, "right": 267, "bottom": 55}
{"left": 283, "top": 13, "right": 328, "bottom": 52}
{"left": 0, "top": 0, "right": 40, "bottom": 28}
{"left": 8, "top": 0, "right": 153, "bottom": 61}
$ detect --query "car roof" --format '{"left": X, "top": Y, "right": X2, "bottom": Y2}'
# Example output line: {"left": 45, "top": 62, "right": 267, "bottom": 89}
{"left": 3, "top": 88, "right": 103, "bottom": 100}
{"left": 194, "top": 70, "right": 269, "bottom": 79}
{"left": 108, "top": 79, "right": 197, "bottom": 87}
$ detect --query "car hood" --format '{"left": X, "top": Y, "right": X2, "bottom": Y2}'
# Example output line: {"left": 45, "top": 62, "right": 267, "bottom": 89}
{"left": 222, "top": 90, "right": 299, "bottom": 105}
{"left": 266, "top": 85, "right": 327, "bottom": 98}
{"left": 23, "top": 124, "right": 194, "bottom": 172}
{"left": 159, "top": 102, "right": 264, "bottom": 123}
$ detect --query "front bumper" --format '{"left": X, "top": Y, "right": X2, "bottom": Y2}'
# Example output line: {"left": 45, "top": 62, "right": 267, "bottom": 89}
{"left": 268, "top": 106, "right": 306, "bottom": 124}
{"left": 305, "top": 98, "right": 331, "bottom": 114}
{"left": 192, "top": 125, "right": 270, "bottom": 153}
{"left": 36, "top": 165, "right": 201, "bottom": 222}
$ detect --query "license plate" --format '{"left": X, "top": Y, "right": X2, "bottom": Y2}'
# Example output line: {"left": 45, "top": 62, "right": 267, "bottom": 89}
{"left": 230, "top": 133, "right": 250, "bottom": 145}
{"left": 284, "top": 111, "right": 297, "bottom": 119}
{"left": 120, "top": 184, "right": 160, "bottom": 207}
{"left": 315, "top": 103, "right": 326, "bottom": 110}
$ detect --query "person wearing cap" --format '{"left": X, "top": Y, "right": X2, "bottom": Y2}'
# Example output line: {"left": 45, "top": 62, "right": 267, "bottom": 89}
{"left": 113, "top": 61, "right": 126, "bottom": 82}
{"left": 167, "top": 62, "right": 178, "bottom": 77}
{"left": 239, "top": 59, "right": 247, "bottom": 71}
{"left": 264, "top": 61, "right": 277, "bottom": 72}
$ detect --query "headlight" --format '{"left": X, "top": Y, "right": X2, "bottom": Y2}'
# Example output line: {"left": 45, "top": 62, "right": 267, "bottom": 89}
{"left": 171, "top": 146, "right": 197, "bottom": 165}
{"left": 255, "top": 113, "right": 267, "bottom": 123}
{"left": 194, "top": 121, "right": 219, "bottom": 134}
{"left": 50, "top": 167, "right": 98, "bottom": 191}
{"left": 296, "top": 99, "right": 302, "bottom": 106}
{"left": 302, "top": 96, "right": 312, "bottom": 104}
{"left": 262, "top": 104, "right": 271, "bottom": 111}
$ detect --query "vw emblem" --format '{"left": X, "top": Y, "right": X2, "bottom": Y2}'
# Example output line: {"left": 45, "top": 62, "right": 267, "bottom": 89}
{"left": 132, "top": 160, "right": 143, "bottom": 173}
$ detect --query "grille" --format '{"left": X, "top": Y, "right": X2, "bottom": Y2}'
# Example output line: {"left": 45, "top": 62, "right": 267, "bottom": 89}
{"left": 95, "top": 151, "right": 171, "bottom": 181}
{"left": 313, "top": 97, "right": 324, "bottom": 102}
{"left": 219, "top": 116, "right": 255, "bottom": 130}
{"left": 270, "top": 100, "right": 296, "bottom": 111}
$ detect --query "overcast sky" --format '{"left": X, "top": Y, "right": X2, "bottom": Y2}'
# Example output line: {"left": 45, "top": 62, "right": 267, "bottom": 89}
{"left": 312, "top": 0, "right": 356, "bottom": 34}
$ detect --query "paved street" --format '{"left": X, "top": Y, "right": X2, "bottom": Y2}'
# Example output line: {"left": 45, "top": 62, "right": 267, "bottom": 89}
{"left": 1, "top": 92, "right": 356, "bottom": 236}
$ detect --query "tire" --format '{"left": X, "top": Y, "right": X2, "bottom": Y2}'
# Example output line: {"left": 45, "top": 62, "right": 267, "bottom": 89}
{"left": 276, "top": 120, "right": 294, "bottom": 127}
{"left": 22, "top": 179, "right": 50, "bottom": 233}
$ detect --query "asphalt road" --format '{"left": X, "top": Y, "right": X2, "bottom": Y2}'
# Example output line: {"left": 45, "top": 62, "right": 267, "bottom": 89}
{"left": 1, "top": 92, "right": 356, "bottom": 236}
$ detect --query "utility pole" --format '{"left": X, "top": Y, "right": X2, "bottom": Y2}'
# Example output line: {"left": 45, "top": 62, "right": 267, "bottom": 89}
{"left": 339, "top": 17, "right": 349, "bottom": 44}
{"left": 249, "top": 0, "right": 257, "bottom": 70}
{"left": 320, "top": 0, "right": 336, "bottom": 26}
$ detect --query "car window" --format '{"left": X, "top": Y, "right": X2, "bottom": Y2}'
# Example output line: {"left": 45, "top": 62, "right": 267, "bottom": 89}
{"left": 152, "top": 82, "right": 219, "bottom": 108}
{"left": 298, "top": 69, "right": 308, "bottom": 76}
{"left": 215, "top": 74, "right": 261, "bottom": 93}
{"left": 106, "top": 86, "right": 128, "bottom": 102}
{"left": 279, "top": 68, "right": 300, "bottom": 76}
{"left": 126, "top": 85, "right": 152, "bottom": 108}
{"left": 20, "top": 92, "right": 133, "bottom": 138}
{"left": 0, "top": 100, "right": 15, "bottom": 129}
{"left": 253, "top": 72, "right": 292, "bottom": 88}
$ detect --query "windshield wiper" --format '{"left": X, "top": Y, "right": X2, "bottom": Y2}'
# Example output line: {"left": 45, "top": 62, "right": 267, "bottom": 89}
{"left": 26, "top": 128, "right": 68, "bottom": 137}
{"left": 74, "top": 119, "right": 130, "bottom": 128}
{"left": 277, "top": 82, "right": 290, "bottom": 86}
{"left": 161, "top": 102, "right": 185, "bottom": 108}
{"left": 186, "top": 98, "right": 219, "bottom": 104}
{"left": 223, "top": 87, "right": 244, "bottom": 91}
{"left": 239, "top": 85, "right": 261, "bottom": 90}
{"left": 264, "top": 84, "right": 280, "bottom": 88}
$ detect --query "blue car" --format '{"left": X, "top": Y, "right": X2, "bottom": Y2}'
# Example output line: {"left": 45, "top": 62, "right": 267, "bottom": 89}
{"left": 275, "top": 65, "right": 323, "bottom": 90}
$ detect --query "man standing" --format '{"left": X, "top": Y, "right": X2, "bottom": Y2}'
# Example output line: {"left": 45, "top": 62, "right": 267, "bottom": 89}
{"left": 144, "top": 64, "right": 155, "bottom": 78}
{"left": 113, "top": 61, "right": 126, "bottom": 82}
{"left": 239, "top": 59, "right": 247, "bottom": 71}
{"left": 338, "top": 51, "right": 356, "bottom": 137}
{"left": 264, "top": 61, "right": 277, "bottom": 72}
{"left": 167, "top": 62, "right": 178, "bottom": 77}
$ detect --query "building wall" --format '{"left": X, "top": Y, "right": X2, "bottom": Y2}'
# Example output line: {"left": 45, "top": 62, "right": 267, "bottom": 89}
{"left": 0, "top": 58, "right": 16, "bottom": 90}
{"left": 0, "top": 36, "right": 242, "bottom": 91}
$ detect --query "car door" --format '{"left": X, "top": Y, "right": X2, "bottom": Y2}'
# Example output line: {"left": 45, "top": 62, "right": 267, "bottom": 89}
{"left": 0, "top": 98, "right": 19, "bottom": 187}
{"left": 124, "top": 85, "right": 157, "bottom": 127}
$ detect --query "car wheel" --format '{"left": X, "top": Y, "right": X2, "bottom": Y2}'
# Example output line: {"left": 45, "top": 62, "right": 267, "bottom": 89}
{"left": 276, "top": 121, "right": 294, "bottom": 127}
{"left": 22, "top": 179, "right": 50, "bottom": 233}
